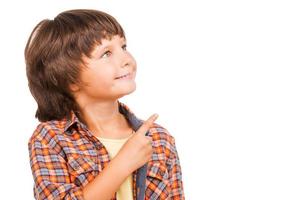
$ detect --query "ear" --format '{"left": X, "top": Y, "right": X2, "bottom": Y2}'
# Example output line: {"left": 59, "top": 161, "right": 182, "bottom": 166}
{"left": 69, "top": 83, "right": 80, "bottom": 93}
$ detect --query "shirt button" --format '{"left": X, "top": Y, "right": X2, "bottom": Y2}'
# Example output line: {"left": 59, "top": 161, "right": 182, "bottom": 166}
{"left": 73, "top": 162, "right": 80, "bottom": 170}
{"left": 159, "top": 170, "right": 165, "bottom": 177}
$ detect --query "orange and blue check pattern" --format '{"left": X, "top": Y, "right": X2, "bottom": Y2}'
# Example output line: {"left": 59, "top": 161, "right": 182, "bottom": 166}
{"left": 28, "top": 101, "right": 185, "bottom": 199}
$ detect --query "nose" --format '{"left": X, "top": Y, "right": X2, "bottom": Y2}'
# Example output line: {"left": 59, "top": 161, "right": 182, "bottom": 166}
{"left": 120, "top": 52, "right": 131, "bottom": 68}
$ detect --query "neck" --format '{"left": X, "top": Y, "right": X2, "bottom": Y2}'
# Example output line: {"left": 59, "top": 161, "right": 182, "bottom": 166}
{"left": 77, "top": 100, "right": 127, "bottom": 137}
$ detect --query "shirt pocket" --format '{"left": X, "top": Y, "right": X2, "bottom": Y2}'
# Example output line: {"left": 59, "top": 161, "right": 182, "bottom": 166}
{"left": 146, "top": 160, "right": 171, "bottom": 200}
{"left": 68, "top": 155, "right": 99, "bottom": 186}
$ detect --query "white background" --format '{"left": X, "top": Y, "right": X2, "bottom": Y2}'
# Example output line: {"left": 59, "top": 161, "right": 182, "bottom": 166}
{"left": 0, "top": 0, "right": 299, "bottom": 199}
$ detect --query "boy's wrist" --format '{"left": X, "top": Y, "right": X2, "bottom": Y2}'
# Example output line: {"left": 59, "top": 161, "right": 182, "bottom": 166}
{"left": 112, "top": 154, "right": 133, "bottom": 176}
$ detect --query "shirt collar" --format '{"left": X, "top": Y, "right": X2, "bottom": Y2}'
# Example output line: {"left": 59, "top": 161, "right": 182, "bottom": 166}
{"left": 64, "top": 100, "right": 144, "bottom": 134}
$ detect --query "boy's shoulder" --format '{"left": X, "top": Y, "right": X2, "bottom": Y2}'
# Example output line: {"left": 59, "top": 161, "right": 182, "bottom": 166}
{"left": 147, "top": 122, "right": 176, "bottom": 149}
{"left": 28, "top": 118, "right": 69, "bottom": 147}
{"left": 145, "top": 122, "right": 178, "bottom": 164}
{"left": 137, "top": 119, "right": 175, "bottom": 142}
{"left": 149, "top": 122, "right": 173, "bottom": 136}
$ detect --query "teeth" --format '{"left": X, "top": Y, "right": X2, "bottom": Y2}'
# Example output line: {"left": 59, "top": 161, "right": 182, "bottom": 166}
{"left": 117, "top": 74, "right": 129, "bottom": 79}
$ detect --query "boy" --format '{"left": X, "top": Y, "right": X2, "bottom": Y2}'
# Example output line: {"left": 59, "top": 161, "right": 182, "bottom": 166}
{"left": 25, "top": 9, "right": 184, "bottom": 200}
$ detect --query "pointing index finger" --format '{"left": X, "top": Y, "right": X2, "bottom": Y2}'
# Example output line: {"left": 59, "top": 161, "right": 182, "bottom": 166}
{"left": 138, "top": 114, "right": 159, "bottom": 134}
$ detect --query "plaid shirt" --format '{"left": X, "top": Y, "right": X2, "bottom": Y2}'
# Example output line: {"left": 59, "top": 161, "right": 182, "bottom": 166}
{"left": 28, "top": 101, "right": 185, "bottom": 200}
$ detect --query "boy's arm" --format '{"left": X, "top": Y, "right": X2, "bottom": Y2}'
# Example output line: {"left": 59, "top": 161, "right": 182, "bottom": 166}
{"left": 168, "top": 136, "right": 185, "bottom": 199}
{"left": 29, "top": 139, "right": 84, "bottom": 200}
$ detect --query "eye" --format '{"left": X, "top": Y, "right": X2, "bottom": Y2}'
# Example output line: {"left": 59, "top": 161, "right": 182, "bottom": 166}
{"left": 122, "top": 44, "right": 127, "bottom": 51}
{"left": 101, "top": 51, "right": 112, "bottom": 58}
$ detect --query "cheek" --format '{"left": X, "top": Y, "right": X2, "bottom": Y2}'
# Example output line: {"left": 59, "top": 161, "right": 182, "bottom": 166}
{"left": 92, "top": 72, "right": 114, "bottom": 87}
{"left": 81, "top": 69, "right": 114, "bottom": 87}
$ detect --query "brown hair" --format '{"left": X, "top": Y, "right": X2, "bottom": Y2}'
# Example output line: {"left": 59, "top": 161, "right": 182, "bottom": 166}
{"left": 25, "top": 9, "right": 125, "bottom": 122}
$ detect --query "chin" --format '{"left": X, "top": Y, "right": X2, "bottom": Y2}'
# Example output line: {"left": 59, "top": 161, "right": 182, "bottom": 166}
{"left": 116, "top": 84, "right": 136, "bottom": 98}
{"left": 125, "top": 84, "right": 136, "bottom": 94}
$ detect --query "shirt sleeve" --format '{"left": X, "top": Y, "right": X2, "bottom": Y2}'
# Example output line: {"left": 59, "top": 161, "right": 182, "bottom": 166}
{"left": 168, "top": 136, "right": 185, "bottom": 199}
{"left": 28, "top": 138, "right": 84, "bottom": 200}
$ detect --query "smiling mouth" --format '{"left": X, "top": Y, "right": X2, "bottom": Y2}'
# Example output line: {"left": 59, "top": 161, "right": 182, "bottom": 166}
{"left": 115, "top": 73, "right": 130, "bottom": 79}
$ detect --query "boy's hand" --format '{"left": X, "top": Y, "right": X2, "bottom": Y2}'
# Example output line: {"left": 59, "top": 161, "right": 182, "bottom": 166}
{"left": 115, "top": 114, "right": 159, "bottom": 174}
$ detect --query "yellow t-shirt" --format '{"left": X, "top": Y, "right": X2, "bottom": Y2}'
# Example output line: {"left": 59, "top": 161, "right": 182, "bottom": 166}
{"left": 97, "top": 135, "right": 134, "bottom": 200}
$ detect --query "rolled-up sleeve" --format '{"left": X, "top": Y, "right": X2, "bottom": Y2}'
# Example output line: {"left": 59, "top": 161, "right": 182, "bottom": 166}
{"left": 29, "top": 138, "right": 84, "bottom": 200}
{"left": 168, "top": 136, "right": 185, "bottom": 199}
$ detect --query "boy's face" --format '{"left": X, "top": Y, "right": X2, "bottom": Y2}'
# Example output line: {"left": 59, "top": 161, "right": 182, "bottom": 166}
{"left": 70, "top": 35, "right": 137, "bottom": 102}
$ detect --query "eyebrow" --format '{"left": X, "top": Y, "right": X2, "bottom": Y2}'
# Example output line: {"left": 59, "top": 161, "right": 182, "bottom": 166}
{"left": 98, "top": 38, "right": 126, "bottom": 50}
{"left": 98, "top": 44, "right": 112, "bottom": 50}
